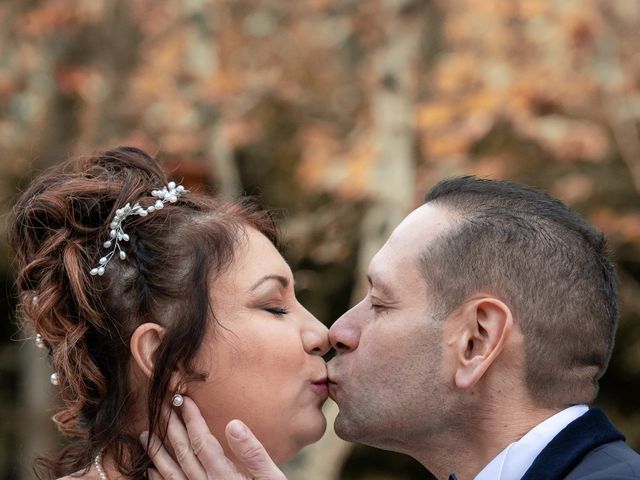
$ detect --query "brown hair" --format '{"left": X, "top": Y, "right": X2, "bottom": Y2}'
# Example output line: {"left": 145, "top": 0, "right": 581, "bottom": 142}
{"left": 421, "top": 176, "right": 618, "bottom": 408}
{"left": 10, "top": 146, "right": 277, "bottom": 478}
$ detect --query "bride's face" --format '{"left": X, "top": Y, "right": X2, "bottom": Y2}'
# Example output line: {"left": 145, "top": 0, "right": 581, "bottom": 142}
{"left": 189, "top": 227, "right": 330, "bottom": 464}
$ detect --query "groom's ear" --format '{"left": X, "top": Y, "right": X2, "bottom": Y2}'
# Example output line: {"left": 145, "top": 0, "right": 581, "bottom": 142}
{"left": 130, "top": 322, "right": 166, "bottom": 379}
{"left": 449, "top": 296, "right": 513, "bottom": 390}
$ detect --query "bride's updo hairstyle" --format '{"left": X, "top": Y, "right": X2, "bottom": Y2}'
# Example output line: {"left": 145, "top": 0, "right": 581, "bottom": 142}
{"left": 10, "top": 146, "right": 277, "bottom": 478}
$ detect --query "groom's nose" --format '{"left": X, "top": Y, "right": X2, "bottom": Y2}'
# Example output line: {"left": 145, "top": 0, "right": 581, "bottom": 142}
{"left": 329, "top": 301, "right": 363, "bottom": 353}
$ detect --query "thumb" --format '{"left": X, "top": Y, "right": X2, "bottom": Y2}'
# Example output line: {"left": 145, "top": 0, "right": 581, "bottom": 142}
{"left": 225, "top": 420, "right": 286, "bottom": 480}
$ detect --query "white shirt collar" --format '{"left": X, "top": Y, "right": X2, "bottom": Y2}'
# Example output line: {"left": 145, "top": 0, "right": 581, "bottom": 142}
{"left": 473, "top": 404, "right": 589, "bottom": 480}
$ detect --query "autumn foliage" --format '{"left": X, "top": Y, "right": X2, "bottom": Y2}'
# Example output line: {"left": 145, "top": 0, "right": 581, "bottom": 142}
{"left": 1, "top": 0, "right": 639, "bottom": 479}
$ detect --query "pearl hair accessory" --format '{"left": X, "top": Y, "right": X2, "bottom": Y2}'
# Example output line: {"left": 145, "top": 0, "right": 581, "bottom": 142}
{"left": 33, "top": 332, "right": 58, "bottom": 386}
{"left": 89, "top": 182, "right": 187, "bottom": 276}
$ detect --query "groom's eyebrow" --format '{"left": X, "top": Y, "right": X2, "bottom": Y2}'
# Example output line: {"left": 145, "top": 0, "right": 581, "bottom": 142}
{"left": 250, "top": 275, "right": 290, "bottom": 291}
{"left": 367, "top": 274, "right": 395, "bottom": 299}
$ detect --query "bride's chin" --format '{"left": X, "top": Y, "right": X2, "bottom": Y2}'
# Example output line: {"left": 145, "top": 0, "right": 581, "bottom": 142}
{"left": 276, "top": 414, "right": 328, "bottom": 463}
{"left": 314, "top": 412, "right": 328, "bottom": 439}
{"left": 300, "top": 411, "right": 328, "bottom": 446}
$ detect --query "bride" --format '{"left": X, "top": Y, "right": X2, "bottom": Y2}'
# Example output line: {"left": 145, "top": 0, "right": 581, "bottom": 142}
{"left": 10, "top": 146, "right": 329, "bottom": 479}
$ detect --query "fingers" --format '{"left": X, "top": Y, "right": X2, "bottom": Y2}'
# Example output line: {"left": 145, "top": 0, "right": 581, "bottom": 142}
{"left": 225, "top": 420, "right": 287, "bottom": 480}
{"left": 143, "top": 397, "right": 284, "bottom": 480}
{"left": 163, "top": 404, "right": 207, "bottom": 479}
{"left": 180, "top": 396, "right": 237, "bottom": 474}
{"left": 141, "top": 431, "right": 185, "bottom": 480}
{"left": 147, "top": 468, "right": 163, "bottom": 480}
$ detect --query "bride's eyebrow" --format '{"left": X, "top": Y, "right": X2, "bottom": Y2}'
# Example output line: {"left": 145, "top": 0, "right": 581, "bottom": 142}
{"left": 249, "top": 274, "right": 290, "bottom": 292}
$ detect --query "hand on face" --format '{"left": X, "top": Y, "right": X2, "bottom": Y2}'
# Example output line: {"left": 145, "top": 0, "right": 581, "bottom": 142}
{"left": 142, "top": 396, "right": 286, "bottom": 480}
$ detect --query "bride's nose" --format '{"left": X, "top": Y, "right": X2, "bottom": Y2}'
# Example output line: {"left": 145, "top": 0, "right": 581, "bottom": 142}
{"left": 301, "top": 310, "right": 330, "bottom": 356}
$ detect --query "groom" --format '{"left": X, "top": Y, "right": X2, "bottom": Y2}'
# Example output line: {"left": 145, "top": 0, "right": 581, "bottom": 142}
{"left": 153, "top": 177, "right": 640, "bottom": 479}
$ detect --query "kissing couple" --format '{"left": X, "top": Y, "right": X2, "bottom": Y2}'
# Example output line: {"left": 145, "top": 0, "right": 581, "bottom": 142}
{"left": 12, "top": 146, "right": 640, "bottom": 480}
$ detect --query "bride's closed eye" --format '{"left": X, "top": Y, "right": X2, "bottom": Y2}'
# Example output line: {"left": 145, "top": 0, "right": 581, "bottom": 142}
{"left": 264, "top": 306, "right": 289, "bottom": 316}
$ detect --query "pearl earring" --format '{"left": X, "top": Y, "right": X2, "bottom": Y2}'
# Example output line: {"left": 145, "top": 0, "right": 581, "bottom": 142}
{"left": 50, "top": 372, "right": 59, "bottom": 385}
{"left": 172, "top": 393, "right": 184, "bottom": 407}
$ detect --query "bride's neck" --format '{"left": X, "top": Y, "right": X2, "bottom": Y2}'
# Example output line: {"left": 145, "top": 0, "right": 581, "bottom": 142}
{"left": 92, "top": 451, "right": 129, "bottom": 480}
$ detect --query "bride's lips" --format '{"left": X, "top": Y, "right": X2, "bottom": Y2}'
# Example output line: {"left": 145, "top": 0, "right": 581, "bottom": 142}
{"left": 311, "top": 377, "right": 329, "bottom": 395}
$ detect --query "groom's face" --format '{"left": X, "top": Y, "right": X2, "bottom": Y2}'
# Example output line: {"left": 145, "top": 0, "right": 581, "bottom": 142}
{"left": 328, "top": 204, "right": 459, "bottom": 450}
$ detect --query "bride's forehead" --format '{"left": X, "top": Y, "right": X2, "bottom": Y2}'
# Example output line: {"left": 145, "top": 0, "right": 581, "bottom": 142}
{"left": 239, "top": 228, "right": 284, "bottom": 262}
{"left": 226, "top": 229, "right": 292, "bottom": 279}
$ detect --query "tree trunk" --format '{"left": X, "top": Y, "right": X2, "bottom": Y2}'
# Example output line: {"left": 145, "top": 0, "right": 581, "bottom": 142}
{"left": 354, "top": 0, "right": 425, "bottom": 298}
{"left": 184, "top": 0, "right": 242, "bottom": 196}
{"left": 284, "top": 2, "right": 425, "bottom": 479}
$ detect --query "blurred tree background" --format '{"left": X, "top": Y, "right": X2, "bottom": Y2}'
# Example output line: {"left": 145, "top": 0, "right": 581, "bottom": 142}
{"left": 1, "top": 0, "right": 640, "bottom": 479}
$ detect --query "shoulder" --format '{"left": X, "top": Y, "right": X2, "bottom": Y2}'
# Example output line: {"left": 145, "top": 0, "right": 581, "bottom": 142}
{"left": 566, "top": 440, "right": 640, "bottom": 479}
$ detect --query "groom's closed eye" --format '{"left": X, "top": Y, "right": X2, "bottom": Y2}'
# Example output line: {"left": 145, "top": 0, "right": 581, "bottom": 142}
{"left": 370, "top": 298, "right": 388, "bottom": 314}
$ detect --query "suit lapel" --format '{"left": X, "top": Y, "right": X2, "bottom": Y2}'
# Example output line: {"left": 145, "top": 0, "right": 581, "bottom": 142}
{"left": 520, "top": 408, "right": 624, "bottom": 480}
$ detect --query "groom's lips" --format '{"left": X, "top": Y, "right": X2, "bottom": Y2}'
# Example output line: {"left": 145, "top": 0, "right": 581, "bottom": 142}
{"left": 327, "top": 377, "right": 339, "bottom": 399}
{"left": 327, "top": 364, "right": 340, "bottom": 398}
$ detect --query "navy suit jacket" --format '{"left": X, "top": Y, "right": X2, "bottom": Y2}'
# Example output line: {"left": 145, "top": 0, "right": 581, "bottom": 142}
{"left": 520, "top": 408, "right": 640, "bottom": 479}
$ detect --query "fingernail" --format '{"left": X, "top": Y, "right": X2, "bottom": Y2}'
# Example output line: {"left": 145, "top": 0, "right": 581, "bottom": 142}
{"left": 228, "top": 420, "right": 248, "bottom": 439}
{"left": 139, "top": 431, "right": 148, "bottom": 444}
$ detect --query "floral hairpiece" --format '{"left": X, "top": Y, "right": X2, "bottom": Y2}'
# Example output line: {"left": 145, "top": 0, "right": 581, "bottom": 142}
{"left": 89, "top": 181, "right": 187, "bottom": 276}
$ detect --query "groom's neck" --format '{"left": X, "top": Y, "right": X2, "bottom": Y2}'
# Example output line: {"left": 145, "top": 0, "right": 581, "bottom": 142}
{"left": 411, "top": 402, "right": 560, "bottom": 480}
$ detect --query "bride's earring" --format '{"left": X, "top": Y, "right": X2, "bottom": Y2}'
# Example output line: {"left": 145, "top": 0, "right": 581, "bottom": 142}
{"left": 172, "top": 393, "right": 184, "bottom": 407}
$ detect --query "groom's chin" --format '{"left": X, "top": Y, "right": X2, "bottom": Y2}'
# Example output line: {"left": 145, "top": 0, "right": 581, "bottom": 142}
{"left": 333, "top": 409, "right": 363, "bottom": 443}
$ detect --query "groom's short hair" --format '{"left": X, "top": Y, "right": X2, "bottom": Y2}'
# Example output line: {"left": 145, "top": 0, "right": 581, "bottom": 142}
{"left": 420, "top": 176, "right": 618, "bottom": 408}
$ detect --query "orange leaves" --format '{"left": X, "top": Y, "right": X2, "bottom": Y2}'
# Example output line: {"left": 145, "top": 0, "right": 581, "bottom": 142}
{"left": 569, "top": 18, "right": 597, "bottom": 51}
{"left": 2, "top": 0, "right": 640, "bottom": 219}
{"left": 19, "top": 1, "right": 79, "bottom": 37}
{"left": 297, "top": 123, "right": 375, "bottom": 200}
{"left": 54, "top": 65, "right": 99, "bottom": 98}
{"left": 430, "top": 53, "right": 481, "bottom": 95}
{"left": 297, "top": 125, "right": 340, "bottom": 186}
{"left": 221, "top": 119, "right": 260, "bottom": 150}
{"left": 412, "top": 0, "right": 632, "bottom": 180}
{"left": 130, "top": 29, "right": 190, "bottom": 100}
{"left": 18, "top": 0, "right": 105, "bottom": 37}
{"left": 520, "top": 0, "right": 548, "bottom": 18}
{"left": 417, "top": 94, "right": 497, "bottom": 162}
{"left": 515, "top": 117, "right": 610, "bottom": 163}
{"left": 416, "top": 102, "right": 455, "bottom": 130}
{"left": 551, "top": 174, "right": 594, "bottom": 205}
{"left": 591, "top": 209, "right": 640, "bottom": 245}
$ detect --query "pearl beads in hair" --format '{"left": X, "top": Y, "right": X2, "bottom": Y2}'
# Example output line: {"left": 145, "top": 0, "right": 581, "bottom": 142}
{"left": 89, "top": 182, "right": 187, "bottom": 276}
